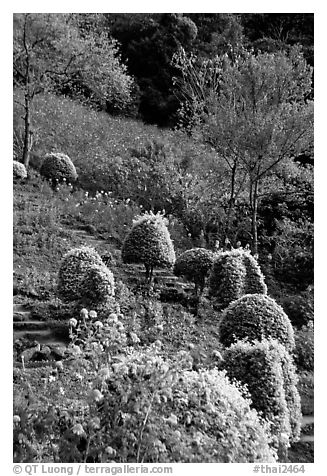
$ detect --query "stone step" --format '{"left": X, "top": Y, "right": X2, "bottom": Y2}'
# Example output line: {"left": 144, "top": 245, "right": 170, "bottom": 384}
{"left": 301, "top": 415, "right": 314, "bottom": 427}
{"left": 14, "top": 311, "right": 32, "bottom": 322}
{"left": 300, "top": 435, "right": 314, "bottom": 443}
{"left": 14, "top": 329, "right": 69, "bottom": 346}
{"left": 13, "top": 304, "right": 29, "bottom": 313}
{"left": 14, "top": 320, "right": 50, "bottom": 330}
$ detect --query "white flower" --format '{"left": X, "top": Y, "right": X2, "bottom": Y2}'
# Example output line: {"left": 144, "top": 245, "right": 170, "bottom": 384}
{"left": 56, "top": 361, "right": 64, "bottom": 371}
{"left": 105, "top": 446, "right": 117, "bottom": 456}
{"left": 72, "top": 423, "right": 85, "bottom": 436}
{"left": 89, "top": 310, "right": 97, "bottom": 319}
{"left": 13, "top": 415, "right": 21, "bottom": 424}
{"left": 69, "top": 318, "right": 77, "bottom": 328}
{"left": 108, "top": 313, "right": 118, "bottom": 322}
{"left": 49, "top": 375, "right": 56, "bottom": 383}
{"left": 130, "top": 332, "right": 140, "bottom": 344}
{"left": 94, "top": 320, "right": 103, "bottom": 329}
{"left": 89, "top": 389, "right": 104, "bottom": 402}
{"left": 80, "top": 308, "right": 89, "bottom": 318}
{"left": 166, "top": 414, "right": 178, "bottom": 425}
{"left": 98, "top": 367, "right": 110, "bottom": 380}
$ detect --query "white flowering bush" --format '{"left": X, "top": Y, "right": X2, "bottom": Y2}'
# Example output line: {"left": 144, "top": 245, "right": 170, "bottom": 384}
{"left": 89, "top": 347, "right": 276, "bottom": 463}
{"left": 121, "top": 212, "right": 175, "bottom": 283}
{"left": 173, "top": 248, "right": 214, "bottom": 294}
{"left": 13, "top": 160, "right": 27, "bottom": 180}
{"left": 223, "top": 339, "right": 301, "bottom": 453}
{"left": 40, "top": 152, "right": 77, "bottom": 187}
{"left": 57, "top": 247, "right": 115, "bottom": 306}
{"left": 209, "top": 249, "right": 267, "bottom": 307}
{"left": 219, "top": 294, "right": 295, "bottom": 351}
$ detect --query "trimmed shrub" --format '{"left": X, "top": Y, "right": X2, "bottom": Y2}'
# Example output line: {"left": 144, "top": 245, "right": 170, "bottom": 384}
{"left": 209, "top": 249, "right": 246, "bottom": 307}
{"left": 243, "top": 252, "right": 268, "bottom": 295}
{"left": 223, "top": 339, "right": 301, "bottom": 451}
{"left": 219, "top": 294, "right": 295, "bottom": 351}
{"left": 57, "top": 246, "right": 106, "bottom": 302}
{"left": 294, "top": 322, "right": 314, "bottom": 372}
{"left": 40, "top": 152, "right": 77, "bottom": 186}
{"left": 209, "top": 249, "right": 267, "bottom": 307}
{"left": 173, "top": 248, "right": 214, "bottom": 294}
{"left": 13, "top": 160, "right": 27, "bottom": 180}
{"left": 121, "top": 212, "right": 175, "bottom": 283}
{"left": 94, "top": 348, "right": 276, "bottom": 462}
{"left": 82, "top": 263, "right": 115, "bottom": 302}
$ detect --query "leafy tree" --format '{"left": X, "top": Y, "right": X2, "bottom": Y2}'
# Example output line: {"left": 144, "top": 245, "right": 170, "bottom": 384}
{"left": 13, "top": 13, "right": 134, "bottom": 168}
{"left": 174, "top": 248, "right": 215, "bottom": 295}
{"left": 240, "top": 14, "right": 314, "bottom": 65}
{"left": 173, "top": 46, "right": 313, "bottom": 255}
{"left": 189, "top": 13, "right": 244, "bottom": 58}
{"left": 106, "top": 13, "right": 197, "bottom": 125}
{"left": 121, "top": 212, "right": 175, "bottom": 284}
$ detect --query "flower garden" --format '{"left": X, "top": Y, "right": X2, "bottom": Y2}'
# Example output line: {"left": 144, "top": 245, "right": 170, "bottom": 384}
{"left": 13, "top": 151, "right": 314, "bottom": 463}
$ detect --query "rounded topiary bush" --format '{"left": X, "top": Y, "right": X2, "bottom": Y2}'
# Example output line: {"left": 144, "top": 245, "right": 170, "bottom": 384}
{"left": 13, "top": 160, "right": 27, "bottom": 180}
{"left": 223, "top": 339, "right": 301, "bottom": 452}
{"left": 174, "top": 248, "right": 214, "bottom": 294}
{"left": 121, "top": 212, "right": 175, "bottom": 283}
{"left": 40, "top": 152, "right": 77, "bottom": 187}
{"left": 95, "top": 349, "right": 276, "bottom": 462}
{"left": 209, "top": 249, "right": 267, "bottom": 307}
{"left": 219, "top": 294, "right": 295, "bottom": 351}
{"left": 209, "top": 249, "right": 246, "bottom": 307}
{"left": 57, "top": 246, "right": 106, "bottom": 302}
{"left": 82, "top": 263, "right": 115, "bottom": 302}
{"left": 243, "top": 252, "right": 268, "bottom": 295}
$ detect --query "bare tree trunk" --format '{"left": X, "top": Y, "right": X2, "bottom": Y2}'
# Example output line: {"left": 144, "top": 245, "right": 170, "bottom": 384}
{"left": 223, "top": 162, "right": 237, "bottom": 242}
{"left": 22, "top": 94, "right": 32, "bottom": 168}
{"left": 251, "top": 180, "right": 259, "bottom": 257}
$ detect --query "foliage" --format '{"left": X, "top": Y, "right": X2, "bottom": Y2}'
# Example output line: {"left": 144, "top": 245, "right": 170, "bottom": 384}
{"left": 297, "top": 371, "right": 314, "bottom": 416}
{"left": 223, "top": 339, "right": 301, "bottom": 451}
{"left": 121, "top": 212, "right": 175, "bottom": 282}
{"left": 219, "top": 294, "right": 295, "bottom": 351}
{"left": 13, "top": 338, "right": 276, "bottom": 463}
{"left": 270, "top": 218, "right": 313, "bottom": 291}
{"left": 278, "top": 290, "right": 314, "bottom": 329}
{"left": 189, "top": 14, "right": 244, "bottom": 58}
{"left": 13, "top": 14, "right": 134, "bottom": 111}
{"left": 240, "top": 14, "right": 314, "bottom": 65}
{"left": 173, "top": 46, "right": 313, "bottom": 254}
{"left": 40, "top": 153, "right": 78, "bottom": 187}
{"left": 13, "top": 160, "right": 27, "bottom": 180}
{"left": 57, "top": 246, "right": 110, "bottom": 302}
{"left": 87, "top": 347, "right": 276, "bottom": 463}
{"left": 209, "top": 249, "right": 267, "bottom": 307}
{"left": 294, "top": 322, "right": 314, "bottom": 372}
{"left": 243, "top": 252, "right": 268, "bottom": 294}
{"left": 209, "top": 249, "right": 246, "bottom": 306}
{"left": 174, "top": 247, "right": 214, "bottom": 294}
{"left": 13, "top": 13, "right": 135, "bottom": 167}
{"left": 106, "top": 13, "right": 197, "bottom": 125}
{"left": 82, "top": 264, "right": 115, "bottom": 304}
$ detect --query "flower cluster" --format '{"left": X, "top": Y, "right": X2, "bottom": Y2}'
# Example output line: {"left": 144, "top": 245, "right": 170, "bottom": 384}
{"left": 13, "top": 160, "right": 27, "bottom": 180}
